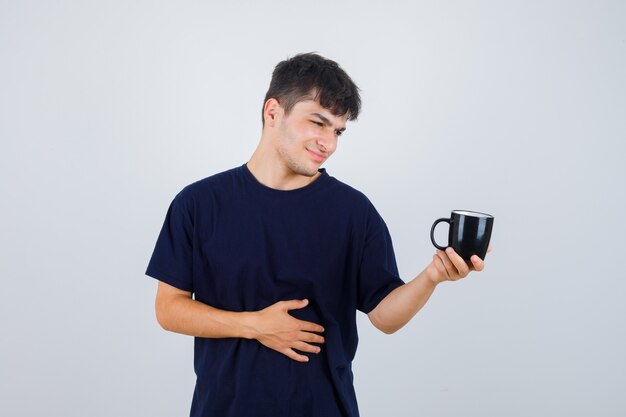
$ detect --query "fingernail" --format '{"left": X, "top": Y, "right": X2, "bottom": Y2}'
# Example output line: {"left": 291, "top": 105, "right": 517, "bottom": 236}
{"left": 446, "top": 248, "right": 452, "bottom": 254}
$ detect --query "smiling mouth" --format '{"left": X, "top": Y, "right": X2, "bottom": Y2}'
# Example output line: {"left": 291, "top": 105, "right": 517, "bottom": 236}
{"left": 307, "top": 149, "right": 326, "bottom": 162}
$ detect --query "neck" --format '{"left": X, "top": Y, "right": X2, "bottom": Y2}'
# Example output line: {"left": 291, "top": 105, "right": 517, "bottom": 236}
{"left": 247, "top": 137, "right": 321, "bottom": 191}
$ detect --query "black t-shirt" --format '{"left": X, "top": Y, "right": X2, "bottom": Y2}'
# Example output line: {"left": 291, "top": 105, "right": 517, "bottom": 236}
{"left": 146, "top": 163, "right": 405, "bottom": 417}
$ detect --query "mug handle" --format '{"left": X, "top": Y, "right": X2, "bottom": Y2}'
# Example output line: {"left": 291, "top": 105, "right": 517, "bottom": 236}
{"left": 430, "top": 218, "right": 450, "bottom": 250}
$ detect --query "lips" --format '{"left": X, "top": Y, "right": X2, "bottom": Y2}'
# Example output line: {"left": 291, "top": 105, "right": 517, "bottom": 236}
{"left": 307, "top": 149, "right": 326, "bottom": 162}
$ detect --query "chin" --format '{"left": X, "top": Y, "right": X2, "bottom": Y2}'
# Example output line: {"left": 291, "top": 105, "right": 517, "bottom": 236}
{"left": 291, "top": 162, "right": 318, "bottom": 177}
{"left": 299, "top": 167, "right": 319, "bottom": 177}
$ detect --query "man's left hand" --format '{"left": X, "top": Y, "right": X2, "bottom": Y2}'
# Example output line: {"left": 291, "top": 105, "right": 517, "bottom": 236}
{"left": 425, "top": 245, "right": 493, "bottom": 284}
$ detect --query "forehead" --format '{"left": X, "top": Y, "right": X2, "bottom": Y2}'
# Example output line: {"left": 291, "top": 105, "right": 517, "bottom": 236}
{"left": 293, "top": 99, "right": 349, "bottom": 124}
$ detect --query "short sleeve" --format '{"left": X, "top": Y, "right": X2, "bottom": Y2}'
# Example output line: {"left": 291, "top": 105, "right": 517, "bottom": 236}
{"left": 145, "top": 190, "right": 194, "bottom": 292}
{"left": 357, "top": 202, "right": 405, "bottom": 313}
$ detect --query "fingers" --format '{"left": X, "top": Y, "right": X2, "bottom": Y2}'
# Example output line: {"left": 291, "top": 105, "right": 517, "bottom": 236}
{"left": 434, "top": 251, "right": 453, "bottom": 280}
{"left": 281, "top": 340, "right": 323, "bottom": 363}
{"left": 432, "top": 247, "right": 489, "bottom": 283}
{"left": 470, "top": 254, "right": 485, "bottom": 271}
{"left": 256, "top": 299, "right": 326, "bottom": 363}
{"left": 299, "top": 331, "right": 325, "bottom": 344}
{"left": 292, "top": 341, "right": 322, "bottom": 354}
{"left": 281, "top": 299, "right": 309, "bottom": 311}
{"left": 279, "top": 332, "right": 324, "bottom": 363}
{"left": 281, "top": 300, "right": 325, "bottom": 333}
{"left": 297, "top": 319, "right": 325, "bottom": 334}
{"left": 282, "top": 348, "right": 311, "bottom": 363}
{"left": 444, "top": 248, "right": 470, "bottom": 278}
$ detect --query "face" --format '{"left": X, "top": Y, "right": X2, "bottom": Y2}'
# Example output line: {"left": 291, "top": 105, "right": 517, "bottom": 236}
{"left": 273, "top": 99, "right": 348, "bottom": 177}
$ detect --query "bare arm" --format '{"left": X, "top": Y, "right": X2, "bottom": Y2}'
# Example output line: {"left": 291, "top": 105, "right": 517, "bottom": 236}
{"left": 367, "top": 246, "right": 492, "bottom": 334}
{"left": 155, "top": 281, "right": 325, "bottom": 362}
{"left": 366, "top": 269, "right": 438, "bottom": 334}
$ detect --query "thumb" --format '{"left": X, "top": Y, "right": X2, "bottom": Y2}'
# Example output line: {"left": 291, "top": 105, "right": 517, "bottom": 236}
{"left": 282, "top": 298, "right": 309, "bottom": 311}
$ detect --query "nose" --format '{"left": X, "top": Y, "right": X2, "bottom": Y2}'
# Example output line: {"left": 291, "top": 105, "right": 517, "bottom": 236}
{"left": 317, "top": 130, "right": 337, "bottom": 154}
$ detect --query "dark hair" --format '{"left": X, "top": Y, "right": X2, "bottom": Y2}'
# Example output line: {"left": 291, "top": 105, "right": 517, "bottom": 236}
{"left": 262, "top": 52, "right": 361, "bottom": 126}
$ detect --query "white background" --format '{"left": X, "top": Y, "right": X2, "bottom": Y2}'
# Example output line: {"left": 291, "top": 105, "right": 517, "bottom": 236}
{"left": 1, "top": 1, "right": 625, "bottom": 416}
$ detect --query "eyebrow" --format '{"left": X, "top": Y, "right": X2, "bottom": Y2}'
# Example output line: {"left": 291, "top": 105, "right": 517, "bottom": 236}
{"left": 310, "top": 112, "right": 347, "bottom": 133}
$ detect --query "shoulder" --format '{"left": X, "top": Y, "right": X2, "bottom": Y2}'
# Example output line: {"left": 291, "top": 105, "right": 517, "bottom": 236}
{"left": 326, "top": 176, "right": 391, "bottom": 232}
{"left": 327, "top": 176, "right": 376, "bottom": 212}
{"left": 170, "top": 165, "right": 241, "bottom": 210}
{"left": 177, "top": 166, "right": 240, "bottom": 197}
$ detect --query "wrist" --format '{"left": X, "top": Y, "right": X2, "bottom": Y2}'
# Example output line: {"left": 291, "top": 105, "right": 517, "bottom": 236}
{"left": 423, "top": 264, "right": 443, "bottom": 286}
{"left": 239, "top": 311, "right": 259, "bottom": 340}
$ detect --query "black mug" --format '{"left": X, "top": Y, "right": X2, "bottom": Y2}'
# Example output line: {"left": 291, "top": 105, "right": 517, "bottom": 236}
{"left": 430, "top": 210, "right": 494, "bottom": 262}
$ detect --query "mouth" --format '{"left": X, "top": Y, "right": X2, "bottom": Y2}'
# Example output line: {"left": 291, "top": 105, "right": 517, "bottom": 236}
{"left": 307, "top": 149, "right": 326, "bottom": 163}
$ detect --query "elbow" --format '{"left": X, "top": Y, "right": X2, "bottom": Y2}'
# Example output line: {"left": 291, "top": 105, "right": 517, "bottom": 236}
{"left": 155, "top": 299, "right": 172, "bottom": 331}
{"left": 368, "top": 310, "right": 401, "bottom": 335}
{"left": 378, "top": 324, "right": 400, "bottom": 335}
{"left": 154, "top": 281, "right": 192, "bottom": 332}
{"left": 155, "top": 308, "right": 168, "bottom": 331}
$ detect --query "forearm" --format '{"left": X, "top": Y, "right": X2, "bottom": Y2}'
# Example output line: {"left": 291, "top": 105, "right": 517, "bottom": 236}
{"left": 157, "top": 296, "right": 255, "bottom": 339}
{"left": 368, "top": 269, "right": 439, "bottom": 334}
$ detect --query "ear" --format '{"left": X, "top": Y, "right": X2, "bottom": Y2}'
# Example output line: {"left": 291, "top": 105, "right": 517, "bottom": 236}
{"left": 263, "top": 98, "right": 282, "bottom": 127}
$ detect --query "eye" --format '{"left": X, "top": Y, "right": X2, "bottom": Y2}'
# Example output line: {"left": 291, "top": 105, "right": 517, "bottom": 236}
{"left": 311, "top": 120, "right": 323, "bottom": 127}
{"left": 335, "top": 130, "right": 343, "bottom": 137}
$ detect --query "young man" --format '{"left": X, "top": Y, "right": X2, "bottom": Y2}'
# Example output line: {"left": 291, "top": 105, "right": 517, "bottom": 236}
{"left": 146, "top": 52, "right": 491, "bottom": 417}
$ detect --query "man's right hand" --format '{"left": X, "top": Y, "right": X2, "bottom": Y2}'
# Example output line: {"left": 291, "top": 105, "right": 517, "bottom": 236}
{"left": 248, "top": 299, "right": 325, "bottom": 363}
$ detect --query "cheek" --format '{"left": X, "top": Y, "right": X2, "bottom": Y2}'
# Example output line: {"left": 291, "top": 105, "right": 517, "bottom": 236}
{"left": 298, "top": 121, "right": 318, "bottom": 136}
{"left": 298, "top": 130, "right": 313, "bottom": 141}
